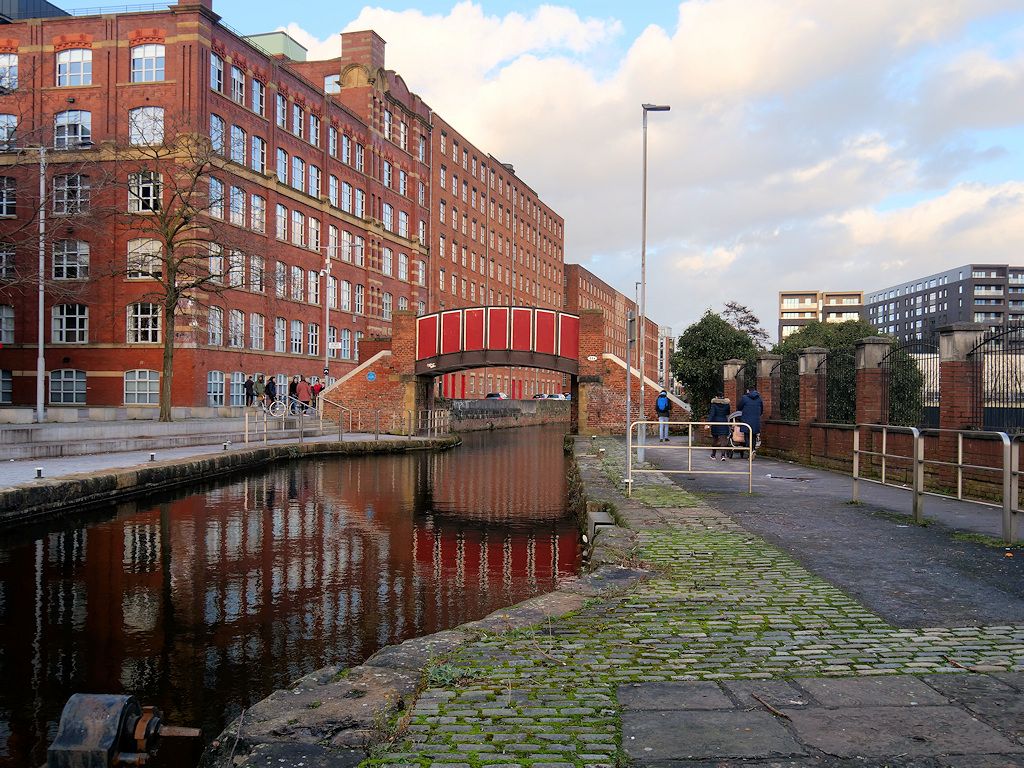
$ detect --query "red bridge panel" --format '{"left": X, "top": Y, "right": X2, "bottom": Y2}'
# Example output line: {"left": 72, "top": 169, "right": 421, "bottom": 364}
{"left": 511, "top": 308, "right": 532, "bottom": 351}
{"left": 440, "top": 311, "right": 462, "bottom": 355}
{"left": 558, "top": 314, "right": 579, "bottom": 359}
{"left": 535, "top": 310, "right": 556, "bottom": 355}
{"left": 487, "top": 308, "right": 509, "bottom": 349}
{"left": 416, "top": 315, "right": 438, "bottom": 360}
{"left": 464, "top": 308, "right": 485, "bottom": 351}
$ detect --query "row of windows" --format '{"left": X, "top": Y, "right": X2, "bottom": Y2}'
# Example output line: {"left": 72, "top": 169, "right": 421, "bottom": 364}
{"left": 0, "top": 47, "right": 164, "bottom": 90}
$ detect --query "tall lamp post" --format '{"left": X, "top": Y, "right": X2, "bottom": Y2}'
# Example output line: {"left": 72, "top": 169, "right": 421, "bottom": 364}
{"left": 33, "top": 146, "right": 46, "bottom": 423}
{"left": 639, "top": 103, "right": 669, "bottom": 455}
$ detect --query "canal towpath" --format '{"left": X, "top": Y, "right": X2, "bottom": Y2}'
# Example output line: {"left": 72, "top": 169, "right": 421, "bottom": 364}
{"left": 351, "top": 436, "right": 1024, "bottom": 768}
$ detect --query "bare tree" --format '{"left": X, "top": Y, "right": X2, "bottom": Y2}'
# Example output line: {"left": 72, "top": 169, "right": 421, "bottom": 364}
{"left": 722, "top": 300, "right": 770, "bottom": 350}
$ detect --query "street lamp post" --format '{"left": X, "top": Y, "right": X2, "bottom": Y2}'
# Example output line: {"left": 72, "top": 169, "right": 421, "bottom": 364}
{"left": 639, "top": 103, "right": 669, "bottom": 457}
{"left": 35, "top": 146, "right": 46, "bottom": 423}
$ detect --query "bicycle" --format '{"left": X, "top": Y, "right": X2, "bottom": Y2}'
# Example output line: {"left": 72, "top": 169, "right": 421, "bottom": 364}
{"left": 261, "top": 397, "right": 286, "bottom": 418}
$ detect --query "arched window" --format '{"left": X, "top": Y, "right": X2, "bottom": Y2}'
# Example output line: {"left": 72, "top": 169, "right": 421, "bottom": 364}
{"left": 56, "top": 49, "right": 92, "bottom": 87}
{"left": 50, "top": 369, "right": 86, "bottom": 404}
{"left": 128, "top": 106, "right": 164, "bottom": 146}
{"left": 0, "top": 53, "right": 18, "bottom": 90}
{"left": 53, "top": 110, "right": 91, "bottom": 149}
{"left": 382, "top": 292, "right": 393, "bottom": 321}
{"left": 206, "top": 370, "right": 225, "bottom": 406}
{"left": 124, "top": 369, "right": 159, "bottom": 404}
{"left": 130, "top": 44, "right": 164, "bottom": 82}
{"left": 0, "top": 113, "right": 16, "bottom": 147}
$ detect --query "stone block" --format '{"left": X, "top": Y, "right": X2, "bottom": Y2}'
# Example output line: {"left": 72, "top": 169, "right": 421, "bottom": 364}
{"left": 795, "top": 675, "right": 949, "bottom": 707}
{"left": 617, "top": 681, "right": 731, "bottom": 710}
{"left": 621, "top": 710, "right": 804, "bottom": 760}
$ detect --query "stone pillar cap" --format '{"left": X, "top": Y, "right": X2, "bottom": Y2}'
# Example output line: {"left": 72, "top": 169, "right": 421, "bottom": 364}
{"left": 758, "top": 353, "right": 782, "bottom": 360}
{"left": 938, "top": 322, "right": 986, "bottom": 334}
{"left": 855, "top": 336, "right": 891, "bottom": 346}
{"left": 799, "top": 346, "right": 829, "bottom": 354}
{"left": 723, "top": 358, "right": 747, "bottom": 364}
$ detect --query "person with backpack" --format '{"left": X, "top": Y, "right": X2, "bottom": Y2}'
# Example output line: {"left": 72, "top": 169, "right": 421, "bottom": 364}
{"left": 738, "top": 386, "right": 764, "bottom": 455}
{"left": 655, "top": 390, "right": 672, "bottom": 442}
{"left": 706, "top": 394, "right": 732, "bottom": 460}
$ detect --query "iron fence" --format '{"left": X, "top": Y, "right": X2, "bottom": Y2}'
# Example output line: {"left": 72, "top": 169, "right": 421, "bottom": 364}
{"left": 880, "top": 340, "right": 939, "bottom": 428}
{"left": 814, "top": 348, "right": 856, "bottom": 424}
{"left": 968, "top": 324, "right": 1024, "bottom": 434}
{"left": 736, "top": 359, "right": 757, "bottom": 394}
{"left": 770, "top": 353, "right": 800, "bottom": 420}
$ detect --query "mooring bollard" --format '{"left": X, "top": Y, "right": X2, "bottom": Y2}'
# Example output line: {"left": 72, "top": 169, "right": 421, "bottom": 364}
{"left": 35, "top": 467, "right": 43, "bottom": 478}
{"left": 149, "top": 452, "right": 155, "bottom": 462}
{"left": 222, "top": 441, "right": 228, "bottom": 451}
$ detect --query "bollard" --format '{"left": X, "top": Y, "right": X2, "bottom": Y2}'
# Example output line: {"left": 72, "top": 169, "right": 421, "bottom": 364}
{"left": 244, "top": 412, "right": 250, "bottom": 444}
{"left": 149, "top": 452, "right": 155, "bottom": 462}
{"left": 35, "top": 467, "right": 43, "bottom": 478}
{"left": 375, "top": 410, "right": 380, "bottom": 441}
{"left": 222, "top": 442, "right": 228, "bottom": 451}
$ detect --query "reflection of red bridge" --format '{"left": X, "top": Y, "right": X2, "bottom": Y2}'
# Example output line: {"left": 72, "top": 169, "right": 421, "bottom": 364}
{"left": 324, "top": 308, "right": 683, "bottom": 434}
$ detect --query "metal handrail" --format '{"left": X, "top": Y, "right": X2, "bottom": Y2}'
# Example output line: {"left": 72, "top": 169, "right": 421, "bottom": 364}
{"left": 627, "top": 420, "right": 754, "bottom": 496}
{"left": 852, "top": 423, "right": 1020, "bottom": 543}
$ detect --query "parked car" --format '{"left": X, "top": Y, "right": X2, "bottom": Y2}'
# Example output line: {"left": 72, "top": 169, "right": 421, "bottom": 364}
{"left": 562, "top": 392, "right": 572, "bottom": 400}
{"left": 531, "top": 393, "right": 547, "bottom": 399}
{"left": 484, "top": 392, "right": 508, "bottom": 400}
{"left": 546, "top": 393, "right": 567, "bottom": 400}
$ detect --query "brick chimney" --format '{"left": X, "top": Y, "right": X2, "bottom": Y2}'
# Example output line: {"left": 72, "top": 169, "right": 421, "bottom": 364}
{"left": 341, "top": 30, "right": 386, "bottom": 70}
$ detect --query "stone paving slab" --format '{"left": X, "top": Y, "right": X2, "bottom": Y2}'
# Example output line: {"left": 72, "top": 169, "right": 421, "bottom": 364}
{"left": 621, "top": 709, "right": 804, "bottom": 760}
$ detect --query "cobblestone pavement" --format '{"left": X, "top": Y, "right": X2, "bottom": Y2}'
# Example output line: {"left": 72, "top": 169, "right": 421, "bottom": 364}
{"left": 368, "top": 440, "right": 1024, "bottom": 768}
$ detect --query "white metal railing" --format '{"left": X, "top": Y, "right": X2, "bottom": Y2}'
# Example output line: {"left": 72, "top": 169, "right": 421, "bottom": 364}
{"left": 852, "top": 424, "right": 1021, "bottom": 543}
{"left": 626, "top": 421, "right": 754, "bottom": 496}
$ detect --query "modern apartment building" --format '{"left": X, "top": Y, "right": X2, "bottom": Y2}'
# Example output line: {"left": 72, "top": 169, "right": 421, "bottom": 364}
{"left": 778, "top": 290, "right": 864, "bottom": 341}
{"left": 864, "top": 264, "right": 1024, "bottom": 342}
{"left": 0, "top": 0, "right": 573, "bottom": 409}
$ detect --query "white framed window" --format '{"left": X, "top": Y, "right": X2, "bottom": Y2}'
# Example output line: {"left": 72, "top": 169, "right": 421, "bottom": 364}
{"left": 56, "top": 49, "right": 91, "bottom": 87}
{"left": 251, "top": 79, "right": 265, "bottom": 115}
{"left": 249, "top": 313, "right": 265, "bottom": 350}
{"left": 383, "top": 109, "right": 392, "bottom": 140}
{"left": 382, "top": 292, "right": 392, "bottom": 321}
{"left": 327, "top": 275, "right": 337, "bottom": 308}
{"left": 275, "top": 93, "right": 287, "bottom": 128}
{"left": 398, "top": 252, "right": 408, "bottom": 281}
{"left": 127, "top": 238, "right": 161, "bottom": 279}
{"left": 276, "top": 147, "right": 287, "bottom": 183}
{"left": 250, "top": 135, "right": 266, "bottom": 173}
{"left": 131, "top": 44, "right": 164, "bottom": 82}
{"left": 291, "top": 103, "right": 303, "bottom": 138}
{"left": 128, "top": 171, "right": 162, "bottom": 212}
{"left": 127, "top": 303, "right": 160, "bottom": 342}
{"left": 54, "top": 110, "right": 91, "bottom": 149}
{"left": 328, "top": 126, "right": 338, "bottom": 157}
{"left": 309, "top": 114, "right": 320, "bottom": 146}
{"left": 354, "top": 143, "right": 364, "bottom": 171}
{"left": 308, "top": 217, "right": 320, "bottom": 250}
{"left": 227, "top": 249, "right": 243, "bottom": 287}
{"left": 128, "top": 106, "right": 164, "bottom": 145}
{"left": 307, "top": 322, "right": 319, "bottom": 356}
{"left": 249, "top": 253, "right": 264, "bottom": 292}
{"left": 124, "top": 369, "right": 159, "bottom": 405}
{"left": 0, "top": 53, "right": 18, "bottom": 90}
{"left": 228, "top": 185, "right": 244, "bottom": 225}
{"left": 355, "top": 283, "right": 364, "bottom": 314}
{"left": 53, "top": 174, "right": 89, "bottom": 214}
{"left": 340, "top": 280, "right": 351, "bottom": 311}
{"left": 206, "top": 370, "right": 225, "bottom": 406}
{"left": 289, "top": 320, "right": 303, "bottom": 353}
{"left": 417, "top": 300, "right": 425, "bottom": 315}
{"left": 327, "top": 225, "right": 339, "bottom": 260}
{"left": 0, "top": 113, "right": 15, "bottom": 147}
{"left": 52, "top": 303, "right": 88, "bottom": 343}
{"left": 399, "top": 122, "right": 408, "bottom": 150}
{"left": 209, "top": 113, "right": 225, "bottom": 153}
{"left": 328, "top": 175, "right": 339, "bottom": 207}
{"left": 275, "top": 204, "right": 287, "bottom": 240}
{"left": 228, "top": 309, "right": 244, "bottom": 347}
{"left": 398, "top": 296, "right": 408, "bottom": 311}
{"left": 291, "top": 156, "right": 304, "bottom": 191}
{"left": 274, "top": 317, "right": 286, "bottom": 352}
{"left": 0, "top": 177, "right": 13, "bottom": 216}
{"left": 354, "top": 189, "right": 365, "bottom": 218}
{"left": 274, "top": 261, "right": 285, "bottom": 298}
{"left": 208, "top": 177, "right": 224, "bottom": 218}
{"left": 382, "top": 247, "right": 392, "bottom": 276}
{"left": 340, "top": 328, "right": 351, "bottom": 359}
{"left": 325, "top": 74, "right": 341, "bottom": 93}
{"left": 250, "top": 194, "right": 266, "bottom": 233}
{"left": 383, "top": 160, "right": 392, "bottom": 188}
{"left": 207, "top": 306, "right": 223, "bottom": 345}
{"left": 354, "top": 236, "right": 365, "bottom": 265}
{"left": 229, "top": 124, "right": 246, "bottom": 163}
{"left": 49, "top": 369, "right": 86, "bottom": 404}
{"left": 0, "top": 244, "right": 12, "bottom": 278}
{"left": 308, "top": 165, "right": 320, "bottom": 198}
{"left": 290, "top": 265, "right": 303, "bottom": 301}
{"left": 208, "top": 243, "right": 223, "bottom": 283}
{"left": 398, "top": 211, "right": 409, "bottom": 238}
{"left": 230, "top": 65, "right": 245, "bottom": 103}
{"left": 327, "top": 325, "right": 337, "bottom": 358}
{"left": 382, "top": 202, "right": 393, "bottom": 231}
{"left": 416, "top": 260, "right": 425, "bottom": 286}
{"left": 399, "top": 170, "right": 407, "bottom": 196}
{"left": 209, "top": 52, "right": 223, "bottom": 92}
{"left": 308, "top": 269, "right": 320, "bottom": 304}
{"left": 341, "top": 181, "right": 352, "bottom": 212}
{"left": 229, "top": 371, "right": 245, "bottom": 406}
{"left": 0, "top": 304, "right": 11, "bottom": 343}
{"left": 52, "top": 239, "right": 89, "bottom": 279}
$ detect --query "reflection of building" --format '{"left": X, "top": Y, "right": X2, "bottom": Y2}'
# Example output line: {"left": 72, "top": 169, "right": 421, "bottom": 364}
{"left": 865, "top": 264, "right": 1024, "bottom": 342}
{"left": 778, "top": 290, "right": 864, "bottom": 341}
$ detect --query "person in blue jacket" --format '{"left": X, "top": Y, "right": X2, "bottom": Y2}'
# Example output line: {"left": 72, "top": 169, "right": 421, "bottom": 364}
{"left": 738, "top": 386, "right": 763, "bottom": 454}
{"left": 706, "top": 394, "right": 732, "bottom": 460}
{"left": 655, "top": 390, "right": 672, "bottom": 442}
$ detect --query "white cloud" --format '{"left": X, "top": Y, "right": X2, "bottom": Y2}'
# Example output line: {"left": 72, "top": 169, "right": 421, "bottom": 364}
{"left": 284, "top": 1, "right": 1024, "bottom": 339}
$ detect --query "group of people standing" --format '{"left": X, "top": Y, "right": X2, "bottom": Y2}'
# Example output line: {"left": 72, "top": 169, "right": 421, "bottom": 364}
{"left": 706, "top": 386, "right": 763, "bottom": 460}
{"left": 241, "top": 375, "right": 325, "bottom": 412}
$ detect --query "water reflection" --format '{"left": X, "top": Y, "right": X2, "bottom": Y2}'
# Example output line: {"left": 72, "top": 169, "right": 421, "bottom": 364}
{"left": 0, "top": 426, "right": 578, "bottom": 768}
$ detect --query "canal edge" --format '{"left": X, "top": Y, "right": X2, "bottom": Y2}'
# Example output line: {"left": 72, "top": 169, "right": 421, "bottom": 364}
{"left": 0, "top": 436, "right": 462, "bottom": 529}
{"left": 201, "top": 435, "right": 651, "bottom": 768}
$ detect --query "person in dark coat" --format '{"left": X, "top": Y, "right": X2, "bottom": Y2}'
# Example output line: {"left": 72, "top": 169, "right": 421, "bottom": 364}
{"left": 243, "top": 375, "right": 255, "bottom": 407}
{"left": 738, "top": 387, "right": 764, "bottom": 453}
{"left": 264, "top": 377, "right": 277, "bottom": 404}
{"left": 706, "top": 395, "right": 732, "bottom": 460}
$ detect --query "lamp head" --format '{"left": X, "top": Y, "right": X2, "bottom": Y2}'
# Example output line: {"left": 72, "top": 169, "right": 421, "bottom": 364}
{"left": 642, "top": 103, "right": 671, "bottom": 112}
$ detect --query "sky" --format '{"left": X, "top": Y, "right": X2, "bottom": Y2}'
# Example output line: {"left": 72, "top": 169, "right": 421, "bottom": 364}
{"left": 70, "top": 0, "right": 1024, "bottom": 338}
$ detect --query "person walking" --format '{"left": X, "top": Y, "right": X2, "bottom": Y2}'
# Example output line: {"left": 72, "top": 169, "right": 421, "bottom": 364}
{"left": 243, "top": 375, "right": 255, "bottom": 407}
{"left": 296, "top": 376, "right": 312, "bottom": 413}
{"left": 655, "top": 389, "right": 672, "bottom": 442}
{"left": 253, "top": 375, "right": 265, "bottom": 407}
{"left": 264, "top": 376, "right": 277, "bottom": 405}
{"left": 311, "top": 380, "right": 323, "bottom": 407}
{"left": 738, "top": 386, "right": 764, "bottom": 456}
{"left": 706, "top": 394, "right": 732, "bottom": 460}
{"left": 288, "top": 375, "right": 299, "bottom": 413}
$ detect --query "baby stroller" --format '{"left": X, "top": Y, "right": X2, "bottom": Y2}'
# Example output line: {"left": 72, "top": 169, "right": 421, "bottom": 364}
{"left": 726, "top": 411, "right": 760, "bottom": 457}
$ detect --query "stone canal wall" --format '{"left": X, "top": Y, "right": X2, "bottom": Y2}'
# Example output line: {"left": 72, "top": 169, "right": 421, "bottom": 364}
{"left": 201, "top": 437, "right": 642, "bottom": 768}
{"left": 448, "top": 398, "right": 570, "bottom": 432}
{"left": 0, "top": 437, "right": 460, "bottom": 528}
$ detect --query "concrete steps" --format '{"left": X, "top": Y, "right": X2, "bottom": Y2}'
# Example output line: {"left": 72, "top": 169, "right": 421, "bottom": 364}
{"left": 0, "top": 417, "right": 325, "bottom": 460}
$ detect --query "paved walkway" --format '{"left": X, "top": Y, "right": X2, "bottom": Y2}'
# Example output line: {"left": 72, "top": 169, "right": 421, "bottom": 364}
{"left": 0, "top": 430, "right": 416, "bottom": 490}
{"left": 368, "top": 438, "right": 1024, "bottom": 768}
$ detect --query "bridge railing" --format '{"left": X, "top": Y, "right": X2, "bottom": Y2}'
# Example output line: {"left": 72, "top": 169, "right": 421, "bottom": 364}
{"left": 626, "top": 420, "right": 754, "bottom": 496}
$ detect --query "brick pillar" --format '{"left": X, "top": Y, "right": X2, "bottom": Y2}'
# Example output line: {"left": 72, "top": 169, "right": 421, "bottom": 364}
{"left": 722, "top": 359, "right": 744, "bottom": 410}
{"left": 855, "top": 337, "right": 891, "bottom": 425}
{"left": 798, "top": 347, "right": 827, "bottom": 460}
{"left": 757, "top": 354, "right": 781, "bottom": 418}
{"left": 576, "top": 309, "right": 606, "bottom": 435}
{"left": 937, "top": 323, "right": 986, "bottom": 487}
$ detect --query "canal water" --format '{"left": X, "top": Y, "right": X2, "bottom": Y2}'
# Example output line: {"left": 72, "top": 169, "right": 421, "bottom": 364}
{"left": 0, "top": 426, "right": 579, "bottom": 768}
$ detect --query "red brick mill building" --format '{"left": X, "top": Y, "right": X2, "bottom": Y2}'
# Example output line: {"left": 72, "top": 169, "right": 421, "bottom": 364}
{"left": 0, "top": 0, "right": 645, "bottom": 415}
